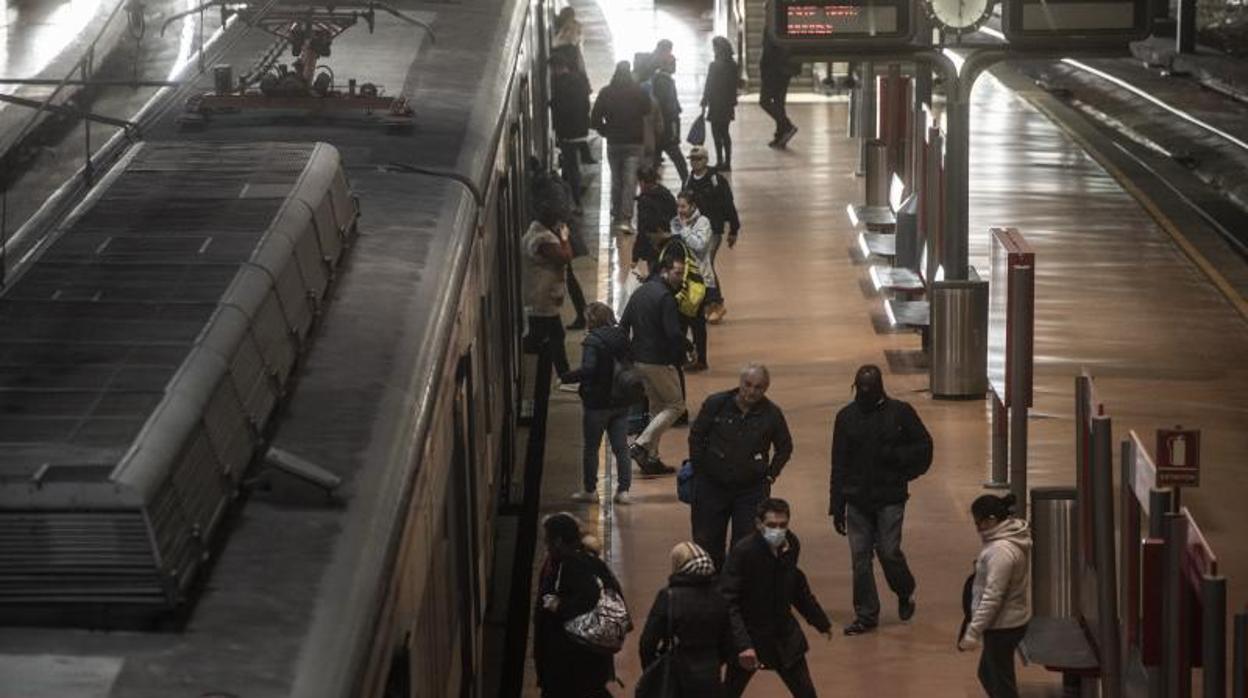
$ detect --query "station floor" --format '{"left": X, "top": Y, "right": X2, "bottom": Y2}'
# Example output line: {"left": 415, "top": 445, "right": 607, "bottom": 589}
{"left": 524, "top": 1, "right": 1248, "bottom": 695}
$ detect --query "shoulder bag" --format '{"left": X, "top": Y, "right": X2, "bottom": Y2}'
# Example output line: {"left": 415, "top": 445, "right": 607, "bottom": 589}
{"left": 563, "top": 566, "right": 634, "bottom": 654}
{"left": 635, "top": 588, "right": 679, "bottom": 697}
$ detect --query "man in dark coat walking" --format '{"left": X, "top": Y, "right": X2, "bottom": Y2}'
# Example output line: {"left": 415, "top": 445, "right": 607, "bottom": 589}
{"left": 721, "top": 498, "right": 832, "bottom": 698}
{"left": 829, "top": 364, "right": 933, "bottom": 635}
{"left": 689, "top": 363, "right": 793, "bottom": 570}
{"left": 758, "top": 9, "right": 800, "bottom": 148}
{"left": 550, "top": 55, "right": 593, "bottom": 202}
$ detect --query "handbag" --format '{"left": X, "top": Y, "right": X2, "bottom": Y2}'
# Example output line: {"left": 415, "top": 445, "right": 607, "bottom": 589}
{"left": 635, "top": 588, "right": 679, "bottom": 697}
{"left": 563, "top": 570, "right": 634, "bottom": 654}
{"left": 686, "top": 112, "right": 706, "bottom": 146}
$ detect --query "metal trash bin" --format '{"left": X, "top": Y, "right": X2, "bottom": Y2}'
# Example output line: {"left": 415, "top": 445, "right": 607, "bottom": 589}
{"left": 1031, "top": 487, "right": 1078, "bottom": 618}
{"left": 864, "top": 139, "right": 890, "bottom": 207}
{"left": 930, "top": 278, "right": 988, "bottom": 398}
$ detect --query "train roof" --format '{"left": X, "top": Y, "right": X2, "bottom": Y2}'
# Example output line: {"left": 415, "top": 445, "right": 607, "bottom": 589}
{"left": 0, "top": 0, "right": 526, "bottom": 694}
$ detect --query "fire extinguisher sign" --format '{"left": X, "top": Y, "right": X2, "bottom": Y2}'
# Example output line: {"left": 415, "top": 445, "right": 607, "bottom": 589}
{"left": 1155, "top": 427, "right": 1201, "bottom": 488}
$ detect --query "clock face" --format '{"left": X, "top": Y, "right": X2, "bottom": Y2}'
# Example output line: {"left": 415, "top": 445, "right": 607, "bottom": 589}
{"left": 926, "top": 0, "right": 993, "bottom": 31}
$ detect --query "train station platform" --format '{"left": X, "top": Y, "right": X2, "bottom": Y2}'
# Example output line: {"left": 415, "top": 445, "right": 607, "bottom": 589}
{"left": 525, "top": 1, "right": 1248, "bottom": 695}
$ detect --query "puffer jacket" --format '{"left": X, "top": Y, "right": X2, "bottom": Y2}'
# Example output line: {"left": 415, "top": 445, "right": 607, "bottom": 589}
{"left": 966, "top": 518, "right": 1032, "bottom": 641}
{"left": 828, "top": 396, "right": 933, "bottom": 520}
{"left": 562, "top": 325, "right": 632, "bottom": 409}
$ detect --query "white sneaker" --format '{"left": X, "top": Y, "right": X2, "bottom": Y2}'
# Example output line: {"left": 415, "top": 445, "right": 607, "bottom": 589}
{"left": 557, "top": 381, "right": 580, "bottom": 392}
{"left": 571, "top": 490, "right": 597, "bottom": 502}
{"left": 613, "top": 490, "right": 631, "bottom": 505}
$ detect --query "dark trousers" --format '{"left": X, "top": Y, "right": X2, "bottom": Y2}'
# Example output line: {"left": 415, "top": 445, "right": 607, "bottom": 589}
{"left": 565, "top": 266, "right": 586, "bottom": 322}
{"left": 558, "top": 141, "right": 583, "bottom": 202}
{"left": 978, "top": 625, "right": 1027, "bottom": 698}
{"left": 527, "top": 315, "right": 570, "bottom": 377}
{"left": 582, "top": 407, "right": 631, "bottom": 492}
{"left": 656, "top": 121, "right": 689, "bottom": 182}
{"left": 846, "top": 502, "right": 916, "bottom": 626}
{"left": 679, "top": 298, "right": 708, "bottom": 365}
{"left": 759, "top": 74, "right": 793, "bottom": 138}
{"left": 691, "top": 476, "right": 768, "bottom": 571}
{"left": 710, "top": 120, "right": 732, "bottom": 168}
{"left": 724, "top": 655, "right": 817, "bottom": 698}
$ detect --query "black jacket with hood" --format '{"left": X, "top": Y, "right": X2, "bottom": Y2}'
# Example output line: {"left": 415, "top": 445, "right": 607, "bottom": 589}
{"left": 721, "top": 531, "right": 831, "bottom": 670}
{"left": 639, "top": 571, "right": 733, "bottom": 697}
{"left": 828, "top": 396, "right": 933, "bottom": 520}
{"left": 562, "top": 325, "right": 632, "bottom": 409}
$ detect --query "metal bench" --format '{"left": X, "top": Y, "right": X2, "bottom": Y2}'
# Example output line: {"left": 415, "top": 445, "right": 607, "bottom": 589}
{"left": 1019, "top": 616, "right": 1101, "bottom": 696}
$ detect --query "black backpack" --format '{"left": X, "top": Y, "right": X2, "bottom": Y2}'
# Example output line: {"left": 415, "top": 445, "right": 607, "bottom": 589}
{"left": 610, "top": 351, "right": 646, "bottom": 407}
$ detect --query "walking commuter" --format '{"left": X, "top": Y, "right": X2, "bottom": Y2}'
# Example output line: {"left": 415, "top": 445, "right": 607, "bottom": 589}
{"left": 521, "top": 202, "right": 573, "bottom": 379}
{"left": 958, "top": 494, "right": 1032, "bottom": 698}
{"left": 550, "top": 56, "right": 593, "bottom": 205}
{"left": 533, "top": 513, "right": 619, "bottom": 698}
{"left": 562, "top": 302, "right": 635, "bottom": 505}
{"left": 688, "top": 363, "right": 793, "bottom": 570}
{"left": 552, "top": 7, "right": 587, "bottom": 85}
{"left": 638, "top": 542, "right": 733, "bottom": 697}
{"left": 829, "top": 364, "right": 933, "bottom": 635}
{"left": 759, "top": 24, "right": 799, "bottom": 148}
{"left": 671, "top": 191, "right": 714, "bottom": 371}
{"left": 591, "top": 62, "right": 652, "bottom": 232}
{"left": 701, "top": 36, "right": 739, "bottom": 171}
{"left": 647, "top": 53, "right": 689, "bottom": 182}
{"left": 684, "top": 147, "right": 740, "bottom": 322}
{"left": 619, "top": 254, "right": 686, "bottom": 475}
{"left": 633, "top": 165, "right": 677, "bottom": 271}
{"left": 722, "top": 498, "right": 832, "bottom": 698}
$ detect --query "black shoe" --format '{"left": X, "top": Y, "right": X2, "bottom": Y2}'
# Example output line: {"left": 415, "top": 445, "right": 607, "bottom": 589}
{"left": 640, "top": 458, "right": 676, "bottom": 477}
{"left": 843, "top": 620, "right": 876, "bottom": 636}
{"left": 778, "top": 125, "right": 799, "bottom": 148}
{"left": 673, "top": 411, "right": 690, "bottom": 427}
{"left": 767, "top": 138, "right": 782, "bottom": 149}
{"left": 629, "top": 443, "right": 650, "bottom": 470}
{"left": 899, "top": 595, "right": 916, "bottom": 621}
{"left": 566, "top": 317, "right": 586, "bottom": 330}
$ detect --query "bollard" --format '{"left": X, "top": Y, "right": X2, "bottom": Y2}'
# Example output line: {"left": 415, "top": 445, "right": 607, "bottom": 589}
{"left": 864, "top": 140, "right": 890, "bottom": 207}
{"left": 1204, "top": 576, "right": 1227, "bottom": 698}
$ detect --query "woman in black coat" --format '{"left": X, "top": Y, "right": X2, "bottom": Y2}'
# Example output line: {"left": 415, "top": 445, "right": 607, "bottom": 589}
{"left": 701, "top": 36, "right": 739, "bottom": 171}
{"left": 638, "top": 542, "right": 733, "bottom": 697}
{"left": 534, "top": 513, "right": 617, "bottom": 698}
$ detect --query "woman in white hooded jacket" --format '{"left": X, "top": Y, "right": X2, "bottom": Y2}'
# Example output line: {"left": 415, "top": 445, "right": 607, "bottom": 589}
{"left": 958, "top": 493, "right": 1032, "bottom": 698}
{"left": 671, "top": 191, "right": 714, "bottom": 371}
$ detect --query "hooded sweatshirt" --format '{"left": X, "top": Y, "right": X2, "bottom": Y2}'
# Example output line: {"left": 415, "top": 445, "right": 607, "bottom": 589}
{"left": 966, "top": 518, "right": 1032, "bottom": 640}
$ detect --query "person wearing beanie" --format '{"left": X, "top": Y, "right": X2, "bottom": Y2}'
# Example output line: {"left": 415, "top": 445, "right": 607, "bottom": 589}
{"left": 639, "top": 542, "right": 733, "bottom": 696}
{"left": 958, "top": 493, "right": 1032, "bottom": 698}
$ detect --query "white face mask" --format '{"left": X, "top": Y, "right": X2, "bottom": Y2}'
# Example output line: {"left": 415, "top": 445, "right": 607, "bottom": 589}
{"left": 762, "top": 527, "right": 787, "bottom": 548}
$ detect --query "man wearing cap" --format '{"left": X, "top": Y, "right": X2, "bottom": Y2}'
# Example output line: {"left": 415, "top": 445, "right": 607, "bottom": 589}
{"left": 683, "top": 146, "right": 740, "bottom": 322}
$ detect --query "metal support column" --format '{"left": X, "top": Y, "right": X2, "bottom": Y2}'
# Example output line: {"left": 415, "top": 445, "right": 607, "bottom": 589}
{"left": 1204, "top": 576, "right": 1227, "bottom": 698}
{"left": 988, "top": 393, "right": 1008, "bottom": 487}
{"left": 1164, "top": 512, "right": 1192, "bottom": 698}
{"left": 1152, "top": 488, "right": 1175, "bottom": 696}
{"left": 858, "top": 61, "right": 876, "bottom": 176}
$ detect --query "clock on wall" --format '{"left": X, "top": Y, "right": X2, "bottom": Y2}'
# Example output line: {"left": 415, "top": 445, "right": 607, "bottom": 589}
{"left": 924, "top": 0, "right": 994, "bottom": 33}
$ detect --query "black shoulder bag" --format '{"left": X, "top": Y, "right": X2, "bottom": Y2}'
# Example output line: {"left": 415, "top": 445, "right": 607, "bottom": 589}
{"left": 635, "top": 588, "right": 679, "bottom": 697}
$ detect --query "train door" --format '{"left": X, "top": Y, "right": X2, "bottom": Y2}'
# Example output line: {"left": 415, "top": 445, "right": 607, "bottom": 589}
{"left": 451, "top": 353, "right": 481, "bottom": 698}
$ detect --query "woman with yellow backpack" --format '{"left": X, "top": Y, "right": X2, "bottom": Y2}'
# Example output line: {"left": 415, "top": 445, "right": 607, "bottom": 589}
{"left": 669, "top": 191, "right": 713, "bottom": 372}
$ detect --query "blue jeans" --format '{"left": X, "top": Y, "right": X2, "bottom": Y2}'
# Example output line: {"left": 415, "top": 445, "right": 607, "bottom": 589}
{"left": 607, "top": 143, "right": 643, "bottom": 223}
{"left": 846, "top": 502, "right": 916, "bottom": 625}
{"left": 582, "top": 407, "right": 631, "bottom": 492}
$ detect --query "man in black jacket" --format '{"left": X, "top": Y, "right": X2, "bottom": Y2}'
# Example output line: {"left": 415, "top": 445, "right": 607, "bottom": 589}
{"left": 722, "top": 498, "right": 831, "bottom": 698}
{"left": 647, "top": 53, "right": 688, "bottom": 182}
{"left": 619, "top": 254, "right": 686, "bottom": 474}
{"left": 829, "top": 364, "right": 933, "bottom": 635}
{"left": 689, "top": 363, "right": 793, "bottom": 570}
{"left": 632, "top": 165, "right": 676, "bottom": 271}
{"left": 759, "top": 24, "right": 799, "bottom": 148}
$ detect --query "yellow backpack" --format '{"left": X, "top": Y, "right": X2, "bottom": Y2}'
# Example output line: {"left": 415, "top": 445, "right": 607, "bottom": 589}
{"left": 659, "top": 239, "right": 706, "bottom": 318}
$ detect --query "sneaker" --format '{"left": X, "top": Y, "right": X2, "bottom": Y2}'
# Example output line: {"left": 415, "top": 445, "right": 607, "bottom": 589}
{"left": 640, "top": 457, "right": 676, "bottom": 477}
{"left": 557, "top": 381, "right": 579, "bottom": 392}
{"left": 767, "top": 138, "right": 782, "bottom": 149}
{"left": 843, "top": 620, "right": 876, "bottom": 636}
{"left": 778, "top": 125, "right": 799, "bottom": 148}
{"left": 899, "top": 595, "right": 916, "bottom": 621}
{"left": 613, "top": 490, "right": 631, "bottom": 505}
{"left": 706, "top": 303, "right": 727, "bottom": 324}
{"left": 571, "top": 490, "right": 597, "bottom": 502}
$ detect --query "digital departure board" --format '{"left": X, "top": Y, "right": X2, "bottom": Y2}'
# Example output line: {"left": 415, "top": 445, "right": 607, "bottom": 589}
{"left": 772, "top": 0, "right": 918, "bottom": 51}
{"left": 1001, "top": 0, "right": 1149, "bottom": 45}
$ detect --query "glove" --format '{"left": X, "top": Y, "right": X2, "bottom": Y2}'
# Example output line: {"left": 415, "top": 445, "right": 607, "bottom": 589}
{"left": 957, "top": 633, "right": 981, "bottom": 652}
{"left": 833, "top": 517, "right": 846, "bottom": 536}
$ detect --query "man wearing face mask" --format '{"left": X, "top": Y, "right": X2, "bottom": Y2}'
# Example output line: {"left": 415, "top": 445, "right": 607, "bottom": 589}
{"left": 688, "top": 363, "right": 793, "bottom": 571}
{"left": 721, "top": 498, "right": 831, "bottom": 698}
{"left": 829, "top": 364, "right": 933, "bottom": 636}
